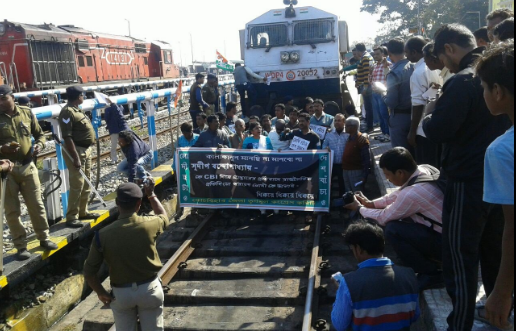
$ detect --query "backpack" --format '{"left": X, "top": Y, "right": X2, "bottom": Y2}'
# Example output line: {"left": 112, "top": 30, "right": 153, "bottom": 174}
{"left": 404, "top": 165, "right": 446, "bottom": 231}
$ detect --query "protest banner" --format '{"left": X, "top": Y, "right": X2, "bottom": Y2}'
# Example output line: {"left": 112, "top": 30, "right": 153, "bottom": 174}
{"left": 176, "top": 148, "right": 332, "bottom": 212}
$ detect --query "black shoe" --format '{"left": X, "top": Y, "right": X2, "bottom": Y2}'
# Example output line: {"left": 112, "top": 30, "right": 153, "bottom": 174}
{"left": 79, "top": 213, "right": 101, "bottom": 220}
{"left": 66, "top": 220, "right": 85, "bottom": 228}
{"left": 40, "top": 240, "right": 59, "bottom": 251}
{"left": 418, "top": 273, "right": 445, "bottom": 291}
{"left": 16, "top": 249, "right": 32, "bottom": 261}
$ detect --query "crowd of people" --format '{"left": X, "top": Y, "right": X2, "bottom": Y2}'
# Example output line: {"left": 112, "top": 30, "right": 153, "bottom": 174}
{"left": 335, "top": 8, "right": 514, "bottom": 332}
{"left": 0, "top": 8, "right": 513, "bottom": 332}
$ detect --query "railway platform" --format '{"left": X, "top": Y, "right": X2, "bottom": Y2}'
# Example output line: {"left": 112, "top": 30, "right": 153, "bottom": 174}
{"left": 0, "top": 158, "right": 177, "bottom": 293}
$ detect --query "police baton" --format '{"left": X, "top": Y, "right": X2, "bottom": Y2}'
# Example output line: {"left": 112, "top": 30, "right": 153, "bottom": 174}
{"left": 52, "top": 135, "right": 108, "bottom": 208}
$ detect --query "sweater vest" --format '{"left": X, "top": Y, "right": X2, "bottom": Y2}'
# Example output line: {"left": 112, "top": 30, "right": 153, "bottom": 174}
{"left": 344, "top": 265, "right": 420, "bottom": 331}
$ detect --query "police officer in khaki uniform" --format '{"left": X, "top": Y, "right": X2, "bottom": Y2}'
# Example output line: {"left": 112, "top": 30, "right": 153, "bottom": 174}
{"left": 202, "top": 74, "right": 218, "bottom": 115}
{"left": 58, "top": 86, "right": 100, "bottom": 228}
{"left": 0, "top": 85, "right": 58, "bottom": 261}
{"left": 84, "top": 179, "right": 169, "bottom": 331}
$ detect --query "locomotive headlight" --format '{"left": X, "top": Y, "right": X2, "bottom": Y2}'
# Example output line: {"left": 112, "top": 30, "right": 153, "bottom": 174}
{"left": 281, "top": 52, "right": 291, "bottom": 63}
{"left": 290, "top": 51, "right": 301, "bottom": 63}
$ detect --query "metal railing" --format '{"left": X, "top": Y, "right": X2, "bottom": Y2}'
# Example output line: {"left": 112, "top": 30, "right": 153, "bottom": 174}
{"left": 30, "top": 77, "right": 235, "bottom": 217}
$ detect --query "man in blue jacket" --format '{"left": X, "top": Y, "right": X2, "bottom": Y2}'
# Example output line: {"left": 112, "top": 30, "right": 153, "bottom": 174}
{"left": 105, "top": 102, "right": 129, "bottom": 164}
{"left": 117, "top": 130, "right": 152, "bottom": 183}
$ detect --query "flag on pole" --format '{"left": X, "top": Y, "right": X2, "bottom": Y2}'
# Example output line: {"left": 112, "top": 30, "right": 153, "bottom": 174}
{"left": 174, "top": 80, "right": 183, "bottom": 109}
{"left": 216, "top": 50, "right": 235, "bottom": 73}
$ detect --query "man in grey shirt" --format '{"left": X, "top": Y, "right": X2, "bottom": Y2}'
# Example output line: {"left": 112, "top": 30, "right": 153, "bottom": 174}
{"left": 384, "top": 38, "right": 415, "bottom": 156}
{"left": 194, "top": 115, "right": 230, "bottom": 148}
{"left": 233, "top": 64, "right": 265, "bottom": 115}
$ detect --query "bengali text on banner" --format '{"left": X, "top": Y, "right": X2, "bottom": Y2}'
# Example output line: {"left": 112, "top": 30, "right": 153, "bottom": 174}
{"left": 176, "top": 148, "right": 332, "bottom": 212}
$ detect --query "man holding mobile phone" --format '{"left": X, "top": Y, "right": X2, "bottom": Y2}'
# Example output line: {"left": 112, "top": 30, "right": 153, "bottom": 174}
{"left": 0, "top": 85, "right": 58, "bottom": 261}
{"left": 84, "top": 179, "right": 169, "bottom": 331}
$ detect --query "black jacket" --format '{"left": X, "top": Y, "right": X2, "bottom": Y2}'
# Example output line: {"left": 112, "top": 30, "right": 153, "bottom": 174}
{"left": 423, "top": 48, "right": 512, "bottom": 181}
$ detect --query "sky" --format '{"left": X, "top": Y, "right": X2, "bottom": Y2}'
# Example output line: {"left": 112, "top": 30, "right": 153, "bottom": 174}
{"left": 4, "top": 0, "right": 382, "bottom": 64}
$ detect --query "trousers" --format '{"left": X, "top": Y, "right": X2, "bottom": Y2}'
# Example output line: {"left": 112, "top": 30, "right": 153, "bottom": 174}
{"left": 389, "top": 113, "right": 414, "bottom": 157}
{"left": 415, "top": 135, "right": 442, "bottom": 169}
{"left": 190, "top": 110, "right": 201, "bottom": 129}
{"left": 332, "top": 164, "right": 345, "bottom": 198}
{"left": 236, "top": 83, "right": 257, "bottom": 115}
{"left": 442, "top": 179, "right": 504, "bottom": 331}
{"left": 342, "top": 169, "right": 364, "bottom": 193}
{"left": 110, "top": 134, "right": 119, "bottom": 163}
{"left": 117, "top": 151, "right": 153, "bottom": 181}
{"left": 63, "top": 146, "right": 93, "bottom": 222}
{"left": 3, "top": 162, "right": 50, "bottom": 249}
{"left": 384, "top": 219, "right": 442, "bottom": 275}
{"left": 372, "top": 93, "right": 390, "bottom": 135}
{"left": 111, "top": 278, "right": 164, "bottom": 331}
{"left": 360, "top": 86, "right": 374, "bottom": 130}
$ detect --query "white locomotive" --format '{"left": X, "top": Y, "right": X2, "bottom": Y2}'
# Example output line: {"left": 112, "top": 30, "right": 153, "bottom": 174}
{"left": 240, "top": 0, "right": 351, "bottom": 112}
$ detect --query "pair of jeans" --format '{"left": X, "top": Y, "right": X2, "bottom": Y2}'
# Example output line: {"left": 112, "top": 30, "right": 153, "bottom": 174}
{"left": 384, "top": 219, "right": 442, "bottom": 275}
{"left": 442, "top": 179, "right": 504, "bottom": 331}
{"left": 118, "top": 151, "right": 153, "bottom": 181}
{"left": 389, "top": 112, "right": 415, "bottom": 157}
{"left": 372, "top": 92, "right": 390, "bottom": 135}
{"left": 236, "top": 83, "right": 257, "bottom": 115}
{"left": 359, "top": 86, "right": 375, "bottom": 130}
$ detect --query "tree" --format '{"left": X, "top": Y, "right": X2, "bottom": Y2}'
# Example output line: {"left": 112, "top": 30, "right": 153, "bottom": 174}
{"left": 361, "top": 0, "right": 489, "bottom": 43}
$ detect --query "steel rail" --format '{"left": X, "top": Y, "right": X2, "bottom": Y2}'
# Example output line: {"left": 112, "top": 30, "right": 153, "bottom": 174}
{"left": 303, "top": 214, "right": 323, "bottom": 331}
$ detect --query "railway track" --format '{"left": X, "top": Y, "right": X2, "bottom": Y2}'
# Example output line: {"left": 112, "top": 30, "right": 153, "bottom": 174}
{"left": 37, "top": 108, "right": 191, "bottom": 163}
{"left": 98, "top": 211, "right": 353, "bottom": 331}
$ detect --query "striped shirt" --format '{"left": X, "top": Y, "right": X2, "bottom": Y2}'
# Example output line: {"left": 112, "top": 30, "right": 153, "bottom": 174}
{"left": 360, "top": 167, "right": 444, "bottom": 233}
{"left": 357, "top": 52, "right": 374, "bottom": 88}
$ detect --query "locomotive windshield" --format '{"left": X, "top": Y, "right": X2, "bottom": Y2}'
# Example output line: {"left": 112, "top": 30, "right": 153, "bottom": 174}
{"left": 249, "top": 24, "right": 288, "bottom": 49}
{"left": 0, "top": 23, "right": 5, "bottom": 35}
{"left": 294, "top": 19, "right": 335, "bottom": 45}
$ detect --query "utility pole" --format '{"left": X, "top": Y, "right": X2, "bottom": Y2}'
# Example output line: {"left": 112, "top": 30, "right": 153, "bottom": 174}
{"left": 190, "top": 33, "right": 194, "bottom": 65}
{"left": 418, "top": 0, "right": 422, "bottom": 36}
{"left": 125, "top": 19, "right": 131, "bottom": 37}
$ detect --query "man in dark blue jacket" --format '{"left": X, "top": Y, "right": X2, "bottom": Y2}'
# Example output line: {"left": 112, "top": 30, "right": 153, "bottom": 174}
{"left": 105, "top": 103, "right": 129, "bottom": 164}
{"left": 117, "top": 130, "right": 152, "bottom": 183}
{"left": 423, "top": 24, "right": 512, "bottom": 331}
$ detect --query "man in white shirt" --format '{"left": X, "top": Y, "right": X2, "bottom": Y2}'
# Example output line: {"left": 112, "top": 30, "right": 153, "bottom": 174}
{"left": 268, "top": 119, "right": 290, "bottom": 151}
{"left": 405, "top": 37, "right": 442, "bottom": 167}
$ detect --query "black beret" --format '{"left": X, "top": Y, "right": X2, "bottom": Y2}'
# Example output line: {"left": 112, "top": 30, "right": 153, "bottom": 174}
{"left": 0, "top": 85, "right": 12, "bottom": 97}
{"left": 66, "top": 86, "right": 84, "bottom": 97}
{"left": 18, "top": 96, "right": 31, "bottom": 105}
{"left": 116, "top": 183, "right": 143, "bottom": 203}
{"left": 207, "top": 74, "right": 217, "bottom": 80}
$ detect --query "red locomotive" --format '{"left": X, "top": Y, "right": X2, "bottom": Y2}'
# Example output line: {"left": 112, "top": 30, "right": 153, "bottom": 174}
{"left": 0, "top": 20, "right": 180, "bottom": 92}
